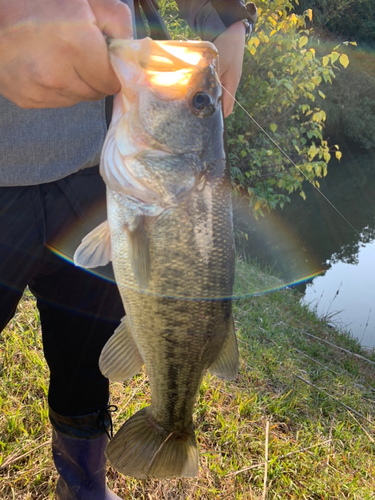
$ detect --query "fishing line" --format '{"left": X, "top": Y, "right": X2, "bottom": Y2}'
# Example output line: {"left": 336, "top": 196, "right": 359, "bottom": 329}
{"left": 222, "top": 85, "right": 366, "bottom": 242}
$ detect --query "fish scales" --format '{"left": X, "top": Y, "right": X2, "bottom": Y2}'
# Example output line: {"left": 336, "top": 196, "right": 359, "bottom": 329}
{"left": 109, "top": 177, "right": 234, "bottom": 428}
{"left": 74, "top": 37, "right": 238, "bottom": 479}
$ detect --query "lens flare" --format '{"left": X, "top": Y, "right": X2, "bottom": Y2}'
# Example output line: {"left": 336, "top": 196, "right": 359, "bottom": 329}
{"left": 48, "top": 240, "right": 325, "bottom": 301}
{"left": 43, "top": 185, "right": 326, "bottom": 301}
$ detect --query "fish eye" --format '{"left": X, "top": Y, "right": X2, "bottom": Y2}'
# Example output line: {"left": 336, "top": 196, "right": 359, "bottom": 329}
{"left": 193, "top": 92, "right": 213, "bottom": 109}
{"left": 192, "top": 92, "right": 215, "bottom": 118}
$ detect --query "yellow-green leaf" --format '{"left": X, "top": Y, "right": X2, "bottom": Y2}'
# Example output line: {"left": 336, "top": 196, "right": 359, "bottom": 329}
{"left": 312, "top": 111, "right": 322, "bottom": 122}
{"left": 322, "top": 56, "right": 329, "bottom": 67}
{"left": 339, "top": 53, "right": 349, "bottom": 68}
{"left": 270, "top": 123, "right": 278, "bottom": 133}
{"left": 251, "top": 36, "right": 260, "bottom": 48}
{"left": 312, "top": 76, "right": 322, "bottom": 86}
{"left": 330, "top": 52, "right": 339, "bottom": 64}
{"left": 308, "top": 145, "right": 319, "bottom": 160}
{"left": 259, "top": 33, "right": 269, "bottom": 43}
{"left": 335, "top": 151, "right": 343, "bottom": 161}
{"left": 299, "top": 36, "right": 308, "bottom": 48}
{"left": 267, "top": 16, "right": 277, "bottom": 26}
{"left": 248, "top": 45, "right": 257, "bottom": 55}
{"left": 323, "top": 151, "right": 331, "bottom": 163}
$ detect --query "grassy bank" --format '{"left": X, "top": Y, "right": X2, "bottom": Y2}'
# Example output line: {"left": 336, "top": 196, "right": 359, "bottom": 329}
{"left": 1, "top": 259, "right": 374, "bottom": 499}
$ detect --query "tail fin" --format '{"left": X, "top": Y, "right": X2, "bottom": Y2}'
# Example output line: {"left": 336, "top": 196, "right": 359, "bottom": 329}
{"left": 106, "top": 407, "right": 198, "bottom": 478}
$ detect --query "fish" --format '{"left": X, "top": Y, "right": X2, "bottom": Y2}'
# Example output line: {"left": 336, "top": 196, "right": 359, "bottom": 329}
{"left": 74, "top": 37, "right": 238, "bottom": 479}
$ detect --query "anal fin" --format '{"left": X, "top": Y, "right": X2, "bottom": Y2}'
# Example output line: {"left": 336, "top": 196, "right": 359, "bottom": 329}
{"left": 209, "top": 317, "right": 239, "bottom": 380}
{"left": 106, "top": 407, "right": 198, "bottom": 479}
{"left": 99, "top": 317, "right": 143, "bottom": 381}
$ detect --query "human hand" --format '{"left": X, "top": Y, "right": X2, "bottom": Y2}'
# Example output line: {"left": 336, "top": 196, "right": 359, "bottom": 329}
{"left": 214, "top": 21, "right": 246, "bottom": 117}
{"left": 0, "top": 0, "right": 133, "bottom": 108}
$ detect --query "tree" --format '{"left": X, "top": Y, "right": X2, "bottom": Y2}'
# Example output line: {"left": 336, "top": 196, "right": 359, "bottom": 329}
{"left": 226, "top": 0, "right": 348, "bottom": 214}
{"left": 293, "top": 0, "right": 375, "bottom": 45}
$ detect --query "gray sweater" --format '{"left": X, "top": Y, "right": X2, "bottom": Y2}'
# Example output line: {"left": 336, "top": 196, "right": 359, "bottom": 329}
{"left": 0, "top": 0, "right": 229, "bottom": 186}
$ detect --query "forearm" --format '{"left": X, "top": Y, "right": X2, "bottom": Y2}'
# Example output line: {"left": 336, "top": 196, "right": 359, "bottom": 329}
{"left": 175, "top": 1, "right": 258, "bottom": 116}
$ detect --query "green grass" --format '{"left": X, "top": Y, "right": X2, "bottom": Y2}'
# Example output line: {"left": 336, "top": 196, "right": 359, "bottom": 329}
{"left": 1, "top": 260, "right": 374, "bottom": 499}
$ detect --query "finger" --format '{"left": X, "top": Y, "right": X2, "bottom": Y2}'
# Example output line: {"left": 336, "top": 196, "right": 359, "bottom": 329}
{"left": 73, "top": 27, "right": 122, "bottom": 96}
{"left": 74, "top": 1, "right": 133, "bottom": 96}
{"left": 89, "top": 0, "right": 133, "bottom": 39}
{"left": 2, "top": 74, "right": 107, "bottom": 109}
{"left": 4, "top": 89, "right": 88, "bottom": 109}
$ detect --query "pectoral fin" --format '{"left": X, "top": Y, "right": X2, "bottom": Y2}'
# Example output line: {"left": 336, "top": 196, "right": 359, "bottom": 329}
{"left": 99, "top": 316, "right": 144, "bottom": 381}
{"left": 127, "top": 217, "right": 150, "bottom": 289}
{"left": 74, "top": 220, "right": 112, "bottom": 268}
{"left": 209, "top": 318, "right": 239, "bottom": 380}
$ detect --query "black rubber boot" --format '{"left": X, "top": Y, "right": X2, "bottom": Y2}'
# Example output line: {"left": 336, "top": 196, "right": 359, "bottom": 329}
{"left": 50, "top": 406, "right": 121, "bottom": 500}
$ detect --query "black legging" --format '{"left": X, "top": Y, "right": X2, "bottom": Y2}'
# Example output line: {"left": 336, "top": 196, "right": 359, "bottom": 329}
{"left": 0, "top": 167, "right": 124, "bottom": 416}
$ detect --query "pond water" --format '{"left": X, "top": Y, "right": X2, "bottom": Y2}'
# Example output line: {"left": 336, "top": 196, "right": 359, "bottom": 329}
{"left": 234, "top": 144, "right": 375, "bottom": 349}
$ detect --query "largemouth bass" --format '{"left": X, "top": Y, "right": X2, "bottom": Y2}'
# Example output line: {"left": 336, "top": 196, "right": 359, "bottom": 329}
{"left": 74, "top": 37, "right": 238, "bottom": 479}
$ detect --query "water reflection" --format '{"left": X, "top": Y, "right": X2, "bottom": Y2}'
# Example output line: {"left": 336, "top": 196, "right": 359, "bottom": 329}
{"left": 234, "top": 144, "right": 375, "bottom": 347}
{"left": 304, "top": 243, "right": 375, "bottom": 349}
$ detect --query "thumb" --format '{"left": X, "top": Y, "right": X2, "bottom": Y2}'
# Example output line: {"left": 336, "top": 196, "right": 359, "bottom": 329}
{"left": 88, "top": 0, "right": 133, "bottom": 39}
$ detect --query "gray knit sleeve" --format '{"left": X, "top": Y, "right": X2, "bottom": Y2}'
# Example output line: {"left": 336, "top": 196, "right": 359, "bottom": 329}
{"left": 175, "top": 1, "right": 228, "bottom": 42}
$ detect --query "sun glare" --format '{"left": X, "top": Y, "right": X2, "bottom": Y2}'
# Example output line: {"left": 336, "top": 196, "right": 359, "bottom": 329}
{"left": 147, "top": 68, "right": 194, "bottom": 87}
{"left": 156, "top": 44, "right": 204, "bottom": 66}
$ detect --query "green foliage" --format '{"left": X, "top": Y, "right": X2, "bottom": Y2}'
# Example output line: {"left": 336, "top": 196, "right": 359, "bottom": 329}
{"left": 293, "top": 0, "right": 375, "bottom": 46}
{"left": 226, "top": 0, "right": 347, "bottom": 214}
{"left": 291, "top": 0, "right": 375, "bottom": 150}
{"left": 316, "top": 44, "right": 375, "bottom": 150}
